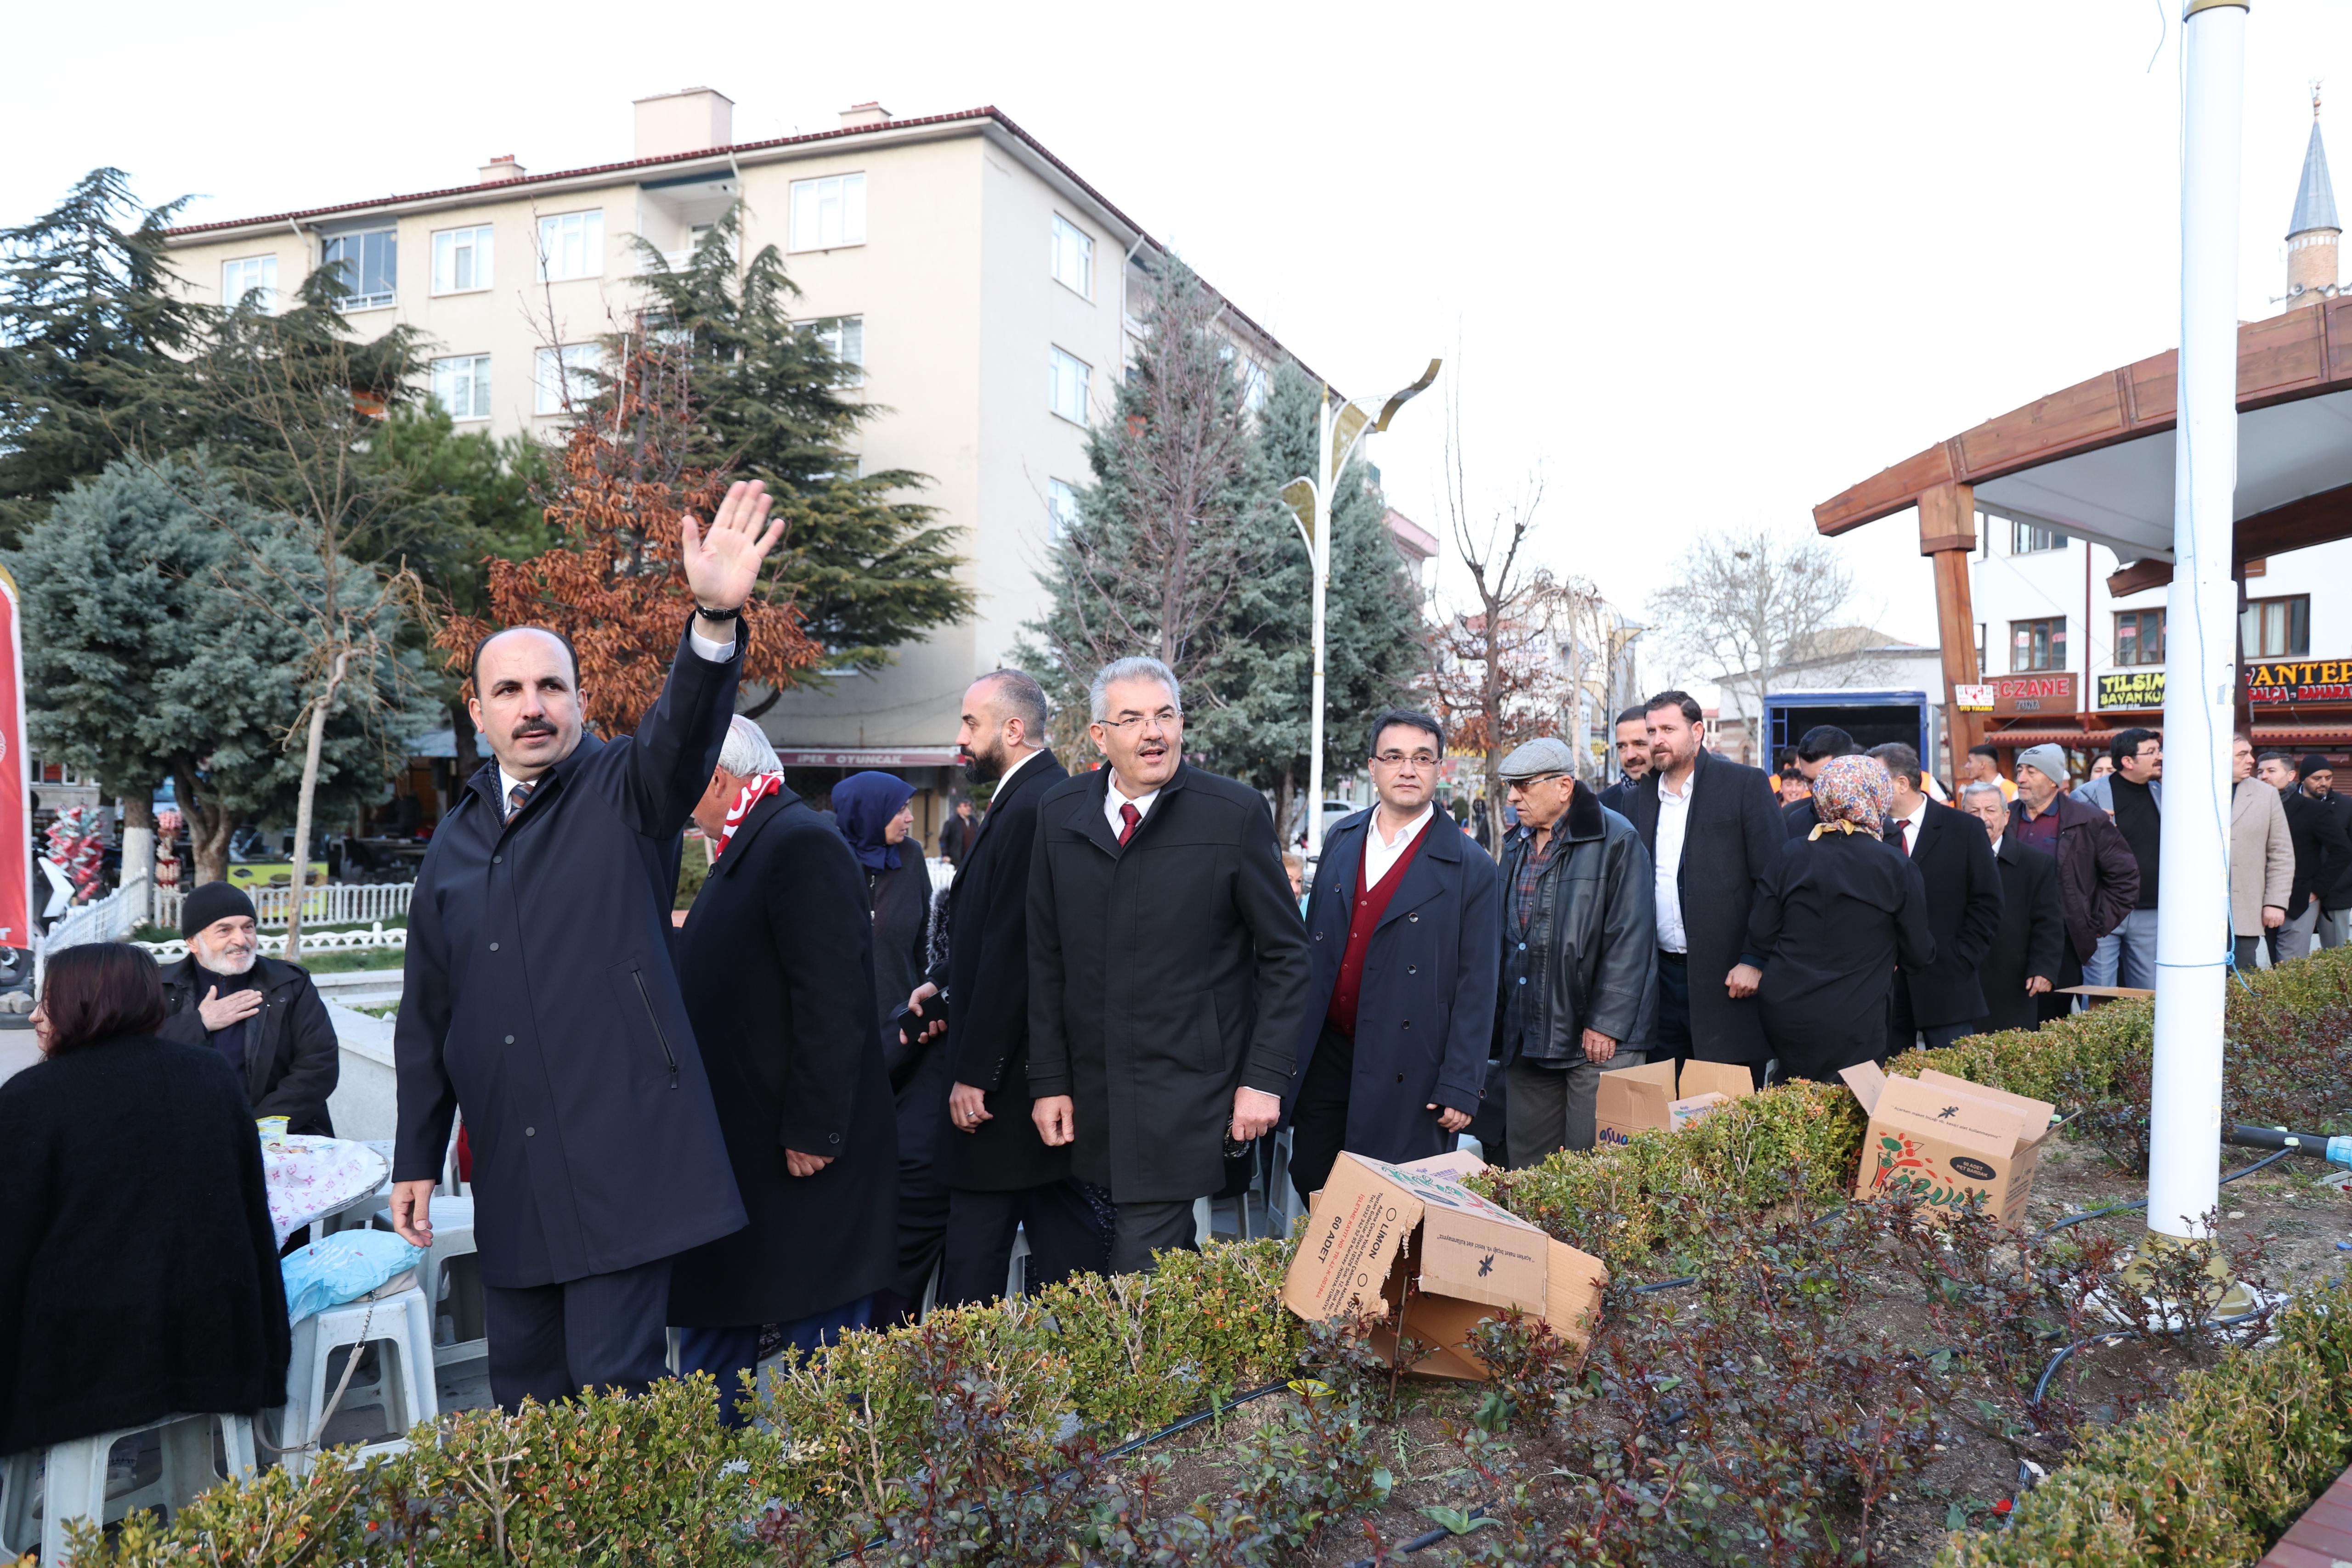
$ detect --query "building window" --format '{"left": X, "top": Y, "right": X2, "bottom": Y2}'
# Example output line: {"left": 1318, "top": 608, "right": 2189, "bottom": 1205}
{"left": 431, "top": 355, "right": 492, "bottom": 421}
{"left": 432, "top": 226, "right": 494, "bottom": 294}
{"left": 2011, "top": 516, "right": 2063, "bottom": 553}
{"left": 2242, "top": 594, "right": 2311, "bottom": 658}
{"left": 2113, "top": 607, "right": 2166, "bottom": 667}
{"left": 221, "top": 255, "right": 277, "bottom": 312}
{"left": 321, "top": 229, "right": 397, "bottom": 310}
{"left": 1048, "top": 346, "right": 1090, "bottom": 424}
{"left": 533, "top": 344, "right": 599, "bottom": 415}
{"left": 1241, "top": 358, "right": 1269, "bottom": 413}
{"left": 1051, "top": 214, "right": 1093, "bottom": 297}
{"left": 789, "top": 173, "right": 866, "bottom": 251}
{"left": 2011, "top": 616, "right": 2066, "bottom": 673}
{"left": 1975, "top": 623, "right": 1988, "bottom": 677}
{"left": 1047, "top": 478, "right": 1080, "bottom": 541}
{"left": 797, "top": 315, "right": 865, "bottom": 386}
{"left": 536, "top": 211, "right": 604, "bottom": 282}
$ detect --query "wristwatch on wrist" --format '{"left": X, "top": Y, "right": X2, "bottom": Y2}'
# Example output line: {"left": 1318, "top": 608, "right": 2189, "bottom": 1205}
{"left": 692, "top": 600, "right": 746, "bottom": 626}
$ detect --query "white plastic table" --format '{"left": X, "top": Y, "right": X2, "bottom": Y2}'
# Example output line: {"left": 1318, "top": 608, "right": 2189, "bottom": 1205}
{"left": 262, "top": 1135, "right": 390, "bottom": 1246}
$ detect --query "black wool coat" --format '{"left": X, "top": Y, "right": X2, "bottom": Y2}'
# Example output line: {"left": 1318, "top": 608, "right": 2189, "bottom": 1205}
{"left": 1622, "top": 749, "right": 1783, "bottom": 1065}
{"left": 1888, "top": 800, "right": 2004, "bottom": 1027}
{"left": 1028, "top": 763, "right": 1312, "bottom": 1202}
{"left": 667, "top": 788, "right": 898, "bottom": 1326}
{"left": 931, "top": 750, "right": 1071, "bottom": 1193}
{"left": 394, "top": 624, "right": 747, "bottom": 1288}
{"left": 1747, "top": 833, "right": 1935, "bottom": 1082}
{"left": 0, "top": 1037, "right": 290, "bottom": 1452}
{"left": 1289, "top": 803, "right": 1499, "bottom": 1163}
{"left": 2283, "top": 787, "right": 2352, "bottom": 918}
{"left": 158, "top": 954, "right": 340, "bottom": 1136}
{"left": 1979, "top": 836, "right": 2068, "bottom": 1033}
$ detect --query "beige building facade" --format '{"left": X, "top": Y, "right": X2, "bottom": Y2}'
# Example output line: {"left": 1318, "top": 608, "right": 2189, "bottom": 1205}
{"left": 165, "top": 93, "right": 1296, "bottom": 820}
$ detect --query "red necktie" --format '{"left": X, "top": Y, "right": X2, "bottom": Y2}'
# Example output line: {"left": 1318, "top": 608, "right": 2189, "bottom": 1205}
{"left": 1118, "top": 802, "right": 1142, "bottom": 845}
{"left": 1896, "top": 820, "right": 1912, "bottom": 856}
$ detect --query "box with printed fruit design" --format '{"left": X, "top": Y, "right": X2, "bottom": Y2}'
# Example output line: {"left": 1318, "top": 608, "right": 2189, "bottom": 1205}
{"left": 1839, "top": 1062, "right": 2059, "bottom": 1228}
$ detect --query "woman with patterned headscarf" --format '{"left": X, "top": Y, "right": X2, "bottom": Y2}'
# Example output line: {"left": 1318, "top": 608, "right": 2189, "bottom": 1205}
{"left": 1745, "top": 755, "right": 1935, "bottom": 1083}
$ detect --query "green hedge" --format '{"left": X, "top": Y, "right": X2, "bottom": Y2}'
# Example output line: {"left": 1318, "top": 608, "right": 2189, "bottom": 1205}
{"left": 57, "top": 948, "right": 2352, "bottom": 1567}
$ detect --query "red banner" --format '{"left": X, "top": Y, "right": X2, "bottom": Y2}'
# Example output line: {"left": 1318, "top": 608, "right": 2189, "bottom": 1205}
{"left": 0, "top": 571, "right": 29, "bottom": 946}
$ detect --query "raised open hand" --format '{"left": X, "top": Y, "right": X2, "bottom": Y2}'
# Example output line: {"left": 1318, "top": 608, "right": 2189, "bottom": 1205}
{"left": 681, "top": 479, "right": 785, "bottom": 612}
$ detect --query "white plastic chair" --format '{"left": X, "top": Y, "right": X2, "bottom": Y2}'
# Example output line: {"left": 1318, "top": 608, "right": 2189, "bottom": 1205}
{"left": 278, "top": 1287, "right": 437, "bottom": 1477}
{"left": 0, "top": 1412, "right": 254, "bottom": 1564}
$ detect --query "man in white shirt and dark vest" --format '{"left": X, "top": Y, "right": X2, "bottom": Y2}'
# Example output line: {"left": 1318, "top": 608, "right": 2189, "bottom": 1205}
{"left": 1283, "top": 711, "right": 1498, "bottom": 1199}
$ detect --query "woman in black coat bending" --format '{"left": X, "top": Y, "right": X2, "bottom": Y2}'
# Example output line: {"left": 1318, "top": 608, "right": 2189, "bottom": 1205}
{"left": 833, "top": 771, "right": 945, "bottom": 1323}
{"left": 1746, "top": 756, "right": 1936, "bottom": 1083}
{"left": 0, "top": 943, "right": 289, "bottom": 1456}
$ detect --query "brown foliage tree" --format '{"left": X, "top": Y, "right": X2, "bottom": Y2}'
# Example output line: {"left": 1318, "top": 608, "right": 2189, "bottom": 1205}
{"left": 435, "top": 350, "right": 821, "bottom": 734}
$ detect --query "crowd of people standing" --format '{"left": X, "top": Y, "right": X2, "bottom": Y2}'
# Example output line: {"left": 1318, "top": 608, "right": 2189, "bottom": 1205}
{"left": 10, "top": 482, "right": 2341, "bottom": 1450}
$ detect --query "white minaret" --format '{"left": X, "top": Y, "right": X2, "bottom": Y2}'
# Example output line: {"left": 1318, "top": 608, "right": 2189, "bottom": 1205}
{"left": 2285, "top": 87, "right": 2340, "bottom": 310}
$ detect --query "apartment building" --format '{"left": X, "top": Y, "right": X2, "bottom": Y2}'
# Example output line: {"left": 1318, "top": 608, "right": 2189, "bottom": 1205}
{"left": 1965, "top": 105, "right": 2352, "bottom": 766}
{"left": 164, "top": 91, "right": 1299, "bottom": 839}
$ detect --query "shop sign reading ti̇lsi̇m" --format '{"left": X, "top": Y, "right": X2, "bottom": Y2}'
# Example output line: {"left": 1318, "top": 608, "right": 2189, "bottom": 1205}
{"left": 2097, "top": 670, "right": 2166, "bottom": 710}
{"left": 2246, "top": 660, "right": 2352, "bottom": 704}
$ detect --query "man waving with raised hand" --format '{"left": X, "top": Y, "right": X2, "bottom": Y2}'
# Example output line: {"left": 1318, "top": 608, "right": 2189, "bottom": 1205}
{"left": 391, "top": 479, "right": 783, "bottom": 1411}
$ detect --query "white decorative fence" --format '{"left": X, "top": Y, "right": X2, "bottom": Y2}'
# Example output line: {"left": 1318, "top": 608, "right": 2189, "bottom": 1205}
{"left": 154, "top": 881, "right": 413, "bottom": 933}
{"left": 132, "top": 921, "right": 408, "bottom": 964}
{"left": 43, "top": 881, "right": 147, "bottom": 952}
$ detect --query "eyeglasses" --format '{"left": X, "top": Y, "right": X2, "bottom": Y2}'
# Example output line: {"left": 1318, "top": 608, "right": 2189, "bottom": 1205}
{"left": 1372, "top": 750, "right": 1440, "bottom": 769}
{"left": 1100, "top": 708, "right": 1182, "bottom": 733}
{"left": 1506, "top": 773, "right": 1566, "bottom": 789}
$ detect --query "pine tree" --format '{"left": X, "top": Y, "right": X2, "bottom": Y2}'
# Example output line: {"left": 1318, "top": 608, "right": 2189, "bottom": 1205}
{"left": 0, "top": 169, "right": 208, "bottom": 546}
{"left": 8, "top": 457, "right": 429, "bottom": 883}
{"left": 1019, "top": 257, "right": 1277, "bottom": 753}
{"left": 627, "top": 209, "right": 968, "bottom": 703}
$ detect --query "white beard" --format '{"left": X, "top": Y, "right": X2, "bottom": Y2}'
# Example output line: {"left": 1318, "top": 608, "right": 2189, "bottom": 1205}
{"left": 192, "top": 937, "right": 258, "bottom": 976}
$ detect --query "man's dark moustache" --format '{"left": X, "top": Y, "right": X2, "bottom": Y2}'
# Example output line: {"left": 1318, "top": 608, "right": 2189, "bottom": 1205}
{"left": 513, "top": 723, "right": 558, "bottom": 739}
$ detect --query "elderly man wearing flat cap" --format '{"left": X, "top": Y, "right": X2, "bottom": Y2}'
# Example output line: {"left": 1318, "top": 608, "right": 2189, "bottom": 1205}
{"left": 157, "top": 882, "right": 341, "bottom": 1135}
{"left": 2006, "top": 743, "right": 2137, "bottom": 1021}
{"left": 1491, "top": 736, "right": 1657, "bottom": 1168}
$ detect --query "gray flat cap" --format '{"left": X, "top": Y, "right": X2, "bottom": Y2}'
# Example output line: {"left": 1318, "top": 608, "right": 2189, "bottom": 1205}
{"left": 1498, "top": 736, "right": 1578, "bottom": 781}
{"left": 2014, "top": 744, "right": 2070, "bottom": 788}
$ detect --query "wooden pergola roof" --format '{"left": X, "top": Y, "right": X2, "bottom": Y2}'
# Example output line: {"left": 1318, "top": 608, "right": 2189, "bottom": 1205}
{"left": 1815, "top": 297, "right": 2352, "bottom": 595}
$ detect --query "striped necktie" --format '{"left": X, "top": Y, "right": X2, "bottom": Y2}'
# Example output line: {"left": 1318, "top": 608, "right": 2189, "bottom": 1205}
{"left": 506, "top": 777, "right": 538, "bottom": 821}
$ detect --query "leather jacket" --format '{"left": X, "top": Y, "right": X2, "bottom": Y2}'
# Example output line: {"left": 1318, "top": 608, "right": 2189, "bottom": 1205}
{"left": 1493, "top": 784, "right": 1657, "bottom": 1064}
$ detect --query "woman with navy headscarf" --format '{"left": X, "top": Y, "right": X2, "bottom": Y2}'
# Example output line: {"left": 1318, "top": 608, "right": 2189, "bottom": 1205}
{"left": 831, "top": 771, "right": 946, "bottom": 1321}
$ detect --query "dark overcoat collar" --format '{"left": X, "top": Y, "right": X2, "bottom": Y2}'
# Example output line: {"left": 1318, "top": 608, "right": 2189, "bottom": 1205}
{"left": 966, "top": 748, "right": 1060, "bottom": 861}
{"left": 1064, "top": 761, "right": 1193, "bottom": 859}
{"left": 705, "top": 784, "right": 801, "bottom": 882}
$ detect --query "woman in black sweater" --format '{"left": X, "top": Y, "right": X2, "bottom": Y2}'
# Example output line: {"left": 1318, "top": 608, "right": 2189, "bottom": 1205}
{"left": 1747, "top": 756, "right": 1936, "bottom": 1083}
{"left": 0, "top": 943, "right": 288, "bottom": 1455}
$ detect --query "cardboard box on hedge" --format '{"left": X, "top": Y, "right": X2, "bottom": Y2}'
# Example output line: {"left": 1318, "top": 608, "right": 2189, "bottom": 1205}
{"left": 1281, "top": 1151, "right": 1608, "bottom": 1379}
{"left": 1842, "top": 1062, "right": 2058, "bottom": 1227}
{"left": 1594, "top": 1058, "right": 1753, "bottom": 1147}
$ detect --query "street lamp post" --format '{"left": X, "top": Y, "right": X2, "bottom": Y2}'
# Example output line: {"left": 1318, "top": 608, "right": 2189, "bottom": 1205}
{"left": 1282, "top": 361, "right": 1441, "bottom": 857}
{"left": 2146, "top": 0, "right": 2247, "bottom": 1305}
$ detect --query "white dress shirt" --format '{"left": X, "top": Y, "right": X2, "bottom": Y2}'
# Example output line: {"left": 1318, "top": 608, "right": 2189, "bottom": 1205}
{"left": 1361, "top": 804, "right": 1434, "bottom": 889}
{"left": 1104, "top": 777, "right": 1161, "bottom": 838}
{"left": 994, "top": 745, "right": 1046, "bottom": 796}
{"left": 1654, "top": 770, "right": 1693, "bottom": 953}
{"left": 1890, "top": 798, "right": 1928, "bottom": 855}
{"left": 497, "top": 626, "right": 735, "bottom": 812}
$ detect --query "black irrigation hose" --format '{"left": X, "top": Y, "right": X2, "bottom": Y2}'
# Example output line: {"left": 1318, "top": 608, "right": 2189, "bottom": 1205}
{"left": 2032, "top": 1145, "right": 2298, "bottom": 1241}
{"left": 1339, "top": 1504, "right": 1494, "bottom": 1568}
{"left": 2029, "top": 1299, "right": 2285, "bottom": 1405}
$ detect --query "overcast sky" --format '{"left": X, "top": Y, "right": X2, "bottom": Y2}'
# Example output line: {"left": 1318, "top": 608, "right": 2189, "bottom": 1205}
{"left": 9, "top": 1, "right": 2351, "bottom": 668}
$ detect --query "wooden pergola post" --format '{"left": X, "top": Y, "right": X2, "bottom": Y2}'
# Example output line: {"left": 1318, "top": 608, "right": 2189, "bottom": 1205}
{"left": 1918, "top": 481, "right": 1983, "bottom": 772}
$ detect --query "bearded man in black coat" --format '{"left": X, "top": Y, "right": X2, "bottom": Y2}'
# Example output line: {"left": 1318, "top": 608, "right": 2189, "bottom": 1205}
{"left": 903, "top": 671, "right": 1108, "bottom": 1306}
{"left": 666, "top": 717, "right": 897, "bottom": 1424}
{"left": 392, "top": 480, "right": 782, "bottom": 1412}
{"left": 1027, "top": 657, "right": 1310, "bottom": 1276}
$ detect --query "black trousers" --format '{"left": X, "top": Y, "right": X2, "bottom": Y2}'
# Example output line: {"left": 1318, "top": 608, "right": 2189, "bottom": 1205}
{"left": 1654, "top": 951, "right": 1692, "bottom": 1067}
{"left": 939, "top": 1179, "right": 1113, "bottom": 1307}
{"left": 1108, "top": 1199, "right": 1198, "bottom": 1276}
{"left": 1288, "top": 1026, "right": 1357, "bottom": 1201}
{"left": 482, "top": 1255, "right": 673, "bottom": 1413}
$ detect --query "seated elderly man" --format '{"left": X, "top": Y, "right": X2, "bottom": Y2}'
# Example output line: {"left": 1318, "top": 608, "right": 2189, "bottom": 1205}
{"left": 157, "top": 882, "right": 340, "bottom": 1134}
